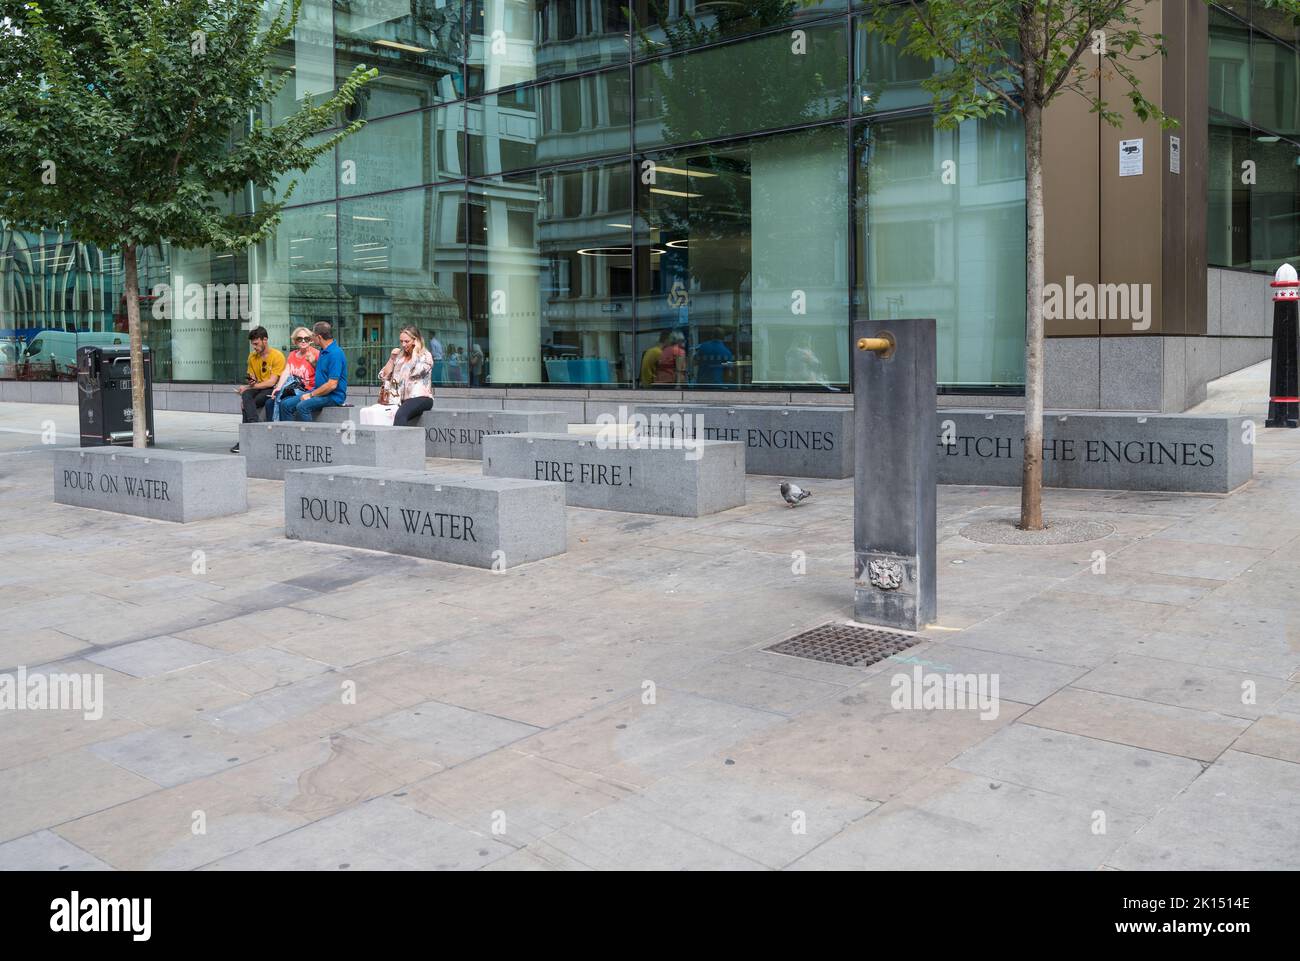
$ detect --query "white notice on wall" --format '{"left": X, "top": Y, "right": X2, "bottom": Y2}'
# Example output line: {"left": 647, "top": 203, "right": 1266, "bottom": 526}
{"left": 1119, "top": 138, "right": 1144, "bottom": 176}
{"left": 1169, "top": 136, "right": 1181, "bottom": 174}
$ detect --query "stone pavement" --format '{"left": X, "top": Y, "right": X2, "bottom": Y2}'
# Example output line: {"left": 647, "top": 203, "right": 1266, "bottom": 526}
{"left": 0, "top": 385, "right": 1297, "bottom": 871}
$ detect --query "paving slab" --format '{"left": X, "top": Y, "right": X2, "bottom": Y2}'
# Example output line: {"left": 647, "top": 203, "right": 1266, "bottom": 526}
{"left": 1108, "top": 537, "right": 1272, "bottom": 581}
{"left": 204, "top": 796, "right": 514, "bottom": 871}
{"left": 944, "top": 591, "right": 1179, "bottom": 668}
{"left": 1072, "top": 653, "right": 1291, "bottom": 720}
{"left": 1119, "top": 624, "right": 1300, "bottom": 681}
{"left": 515, "top": 690, "right": 785, "bottom": 790}
{"left": 1106, "top": 751, "right": 1300, "bottom": 870}
{"left": 526, "top": 803, "right": 768, "bottom": 871}
{"left": 663, "top": 661, "right": 850, "bottom": 716}
{"left": 0, "top": 749, "right": 159, "bottom": 843}
{"left": 789, "top": 767, "right": 1147, "bottom": 870}
{"left": 87, "top": 723, "right": 271, "bottom": 789}
{"left": 625, "top": 759, "right": 878, "bottom": 869}
{"left": 899, "top": 642, "right": 1089, "bottom": 706}
{"left": 0, "top": 628, "right": 91, "bottom": 671}
{"left": 54, "top": 734, "right": 438, "bottom": 869}
{"left": 0, "top": 830, "right": 113, "bottom": 871}
{"left": 948, "top": 723, "right": 1205, "bottom": 815}
{"left": 716, "top": 670, "right": 1027, "bottom": 802}
{"left": 1021, "top": 687, "right": 1251, "bottom": 762}
{"left": 352, "top": 700, "right": 540, "bottom": 768}
{"left": 180, "top": 646, "right": 332, "bottom": 696}
{"left": 1231, "top": 715, "right": 1300, "bottom": 764}
{"left": 84, "top": 635, "right": 225, "bottom": 678}
{"left": 393, "top": 750, "right": 632, "bottom": 847}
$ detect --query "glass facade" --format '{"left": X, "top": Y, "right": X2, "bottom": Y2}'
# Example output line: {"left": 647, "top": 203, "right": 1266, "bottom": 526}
{"left": 1209, "top": 2, "right": 1300, "bottom": 271}
{"left": 0, "top": 1, "right": 1028, "bottom": 391}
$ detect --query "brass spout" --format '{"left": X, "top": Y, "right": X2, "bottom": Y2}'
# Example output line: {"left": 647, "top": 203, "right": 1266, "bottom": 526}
{"left": 857, "top": 332, "right": 896, "bottom": 357}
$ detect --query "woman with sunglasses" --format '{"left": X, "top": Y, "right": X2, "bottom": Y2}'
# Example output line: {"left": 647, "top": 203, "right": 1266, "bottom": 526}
{"left": 269, "top": 327, "right": 319, "bottom": 421}
{"left": 360, "top": 325, "right": 433, "bottom": 427}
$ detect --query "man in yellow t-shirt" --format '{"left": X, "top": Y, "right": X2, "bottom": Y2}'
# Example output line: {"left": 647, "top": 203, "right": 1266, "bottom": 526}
{"left": 232, "top": 326, "right": 285, "bottom": 452}
{"left": 640, "top": 330, "right": 671, "bottom": 387}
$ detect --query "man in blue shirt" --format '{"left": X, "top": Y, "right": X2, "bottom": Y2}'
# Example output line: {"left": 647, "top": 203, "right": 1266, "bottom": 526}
{"left": 694, "top": 328, "right": 734, "bottom": 385}
{"left": 280, "top": 321, "right": 347, "bottom": 421}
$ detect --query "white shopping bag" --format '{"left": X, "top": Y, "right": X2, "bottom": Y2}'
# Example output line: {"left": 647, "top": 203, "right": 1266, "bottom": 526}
{"left": 359, "top": 404, "right": 398, "bottom": 427}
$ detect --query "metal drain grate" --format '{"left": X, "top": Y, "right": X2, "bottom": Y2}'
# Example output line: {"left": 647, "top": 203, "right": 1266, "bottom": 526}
{"left": 765, "top": 622, "right": 920, "bottom": 667}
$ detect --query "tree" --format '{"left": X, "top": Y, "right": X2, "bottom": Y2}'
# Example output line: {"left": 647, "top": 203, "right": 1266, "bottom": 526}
{"left": 863, "top": 0, "right": 1300, "bottom": 531}
{"left": 0, "top": 0, "right": 375, "bottom": 446}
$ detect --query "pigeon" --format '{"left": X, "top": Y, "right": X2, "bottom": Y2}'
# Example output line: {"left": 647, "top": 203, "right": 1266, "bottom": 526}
{"left": 780, "top": 481, "right": 812, "bottom": 507}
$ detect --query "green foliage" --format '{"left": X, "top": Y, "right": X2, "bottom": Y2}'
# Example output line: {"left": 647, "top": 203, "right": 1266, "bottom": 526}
{"left": 0, "top": 0, "right": 375, "bottom": 254}
{"left": 859, "top": 0, "right": 1193, "bottom": 129}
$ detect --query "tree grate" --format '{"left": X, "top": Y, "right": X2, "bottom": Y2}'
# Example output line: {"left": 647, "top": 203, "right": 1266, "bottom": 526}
{"left": 765, "top": 622, "right": 920, "bottom": 668}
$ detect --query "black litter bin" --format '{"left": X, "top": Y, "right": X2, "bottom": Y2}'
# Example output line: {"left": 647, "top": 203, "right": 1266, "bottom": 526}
{"left": 76, "top": 345, "right": 155, "bottom": 447}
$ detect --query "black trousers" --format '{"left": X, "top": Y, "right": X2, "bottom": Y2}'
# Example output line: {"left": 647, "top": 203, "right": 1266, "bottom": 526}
{"left": 393, "top": 396, "right": 433, "bottom": 427}
{"left": 241, "top": 387, "right": 273, "bottom": 423}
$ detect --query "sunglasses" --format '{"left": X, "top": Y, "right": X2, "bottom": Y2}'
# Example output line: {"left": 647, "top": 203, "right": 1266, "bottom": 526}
{"left": 294, "top": 336, "right": 312, "bottom": 342}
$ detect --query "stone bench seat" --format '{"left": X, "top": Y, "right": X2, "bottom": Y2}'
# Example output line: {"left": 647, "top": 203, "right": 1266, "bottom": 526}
{"left": 315, "top": 405, "right": 571, "bottom": 458}
{"left": 309, "top": 404, "right": 357, "bottom": 424}
{"left": 934, "top": 410, "right": 1253, "bottom": 493}
{"left": 482, "top": 432, "right": 745, "bottom": 517}
{"left": 284, "top": 466, "right": 566, "bottom": 568}
{"left": 633, "top": 403, "right": 853, "bottom": 478}
{"left": 239, "top": 421, "right": 425, "bottom": 480}
{"left": 417, "top": 408, "right": 570, "bottom": 458}
{"left": 54, "top": 447, "right": 247, "bottom": 522}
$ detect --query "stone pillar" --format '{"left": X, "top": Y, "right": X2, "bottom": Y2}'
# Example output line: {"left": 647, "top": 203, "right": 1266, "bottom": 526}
{"left": 853, "top": 317, "right": 937, "bottom": 632}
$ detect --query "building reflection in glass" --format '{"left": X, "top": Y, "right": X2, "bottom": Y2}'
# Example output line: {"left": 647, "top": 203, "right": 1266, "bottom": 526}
{"left": 470, "top": 158, "right": 632, "bottom": 384}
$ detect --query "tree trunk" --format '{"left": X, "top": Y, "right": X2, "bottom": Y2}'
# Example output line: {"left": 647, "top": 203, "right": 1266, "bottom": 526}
{"left": 122, "top": 244, "right": 148, "bottom": 448}
{"left": 1020, "top": 101, "right": 1046, "bottom": 531}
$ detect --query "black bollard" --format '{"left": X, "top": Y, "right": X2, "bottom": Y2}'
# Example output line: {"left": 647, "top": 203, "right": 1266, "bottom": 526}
{"left": 1266, "top": 263, "right": 1299, "bottom": 429}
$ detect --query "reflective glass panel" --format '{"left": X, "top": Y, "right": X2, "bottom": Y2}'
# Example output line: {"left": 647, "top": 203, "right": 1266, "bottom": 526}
{"left": 853, "top": 12, "right": 945, "bottom": 115}
{"left": 336, "top": 0, "right": 465, "bottom": 105}
{"left": 632, "top": 0, "right": 845, "bottom": 60}
{"left": 1251, "top": 30, "right": 1300, "bottom": 136}
{"left": 467, "top": 69, "right": 631, "bottom": 176}
{"left": 1208, "top": 120, "right": 1255, "bottom": 268}
{"left": 338, "top": 105, "right": 462, "bottom": 197}
{"left": 1211, "top": 8, "right": 1253, "bottom": 120}
{"left": 0, "top": 232, "right": 166, "bottom": 380}
{"left": 635, "top": 21, "right": 848, "bottom": 149}
{"left": 636, "top": 126, "right": 850, "bottom": 390}
{"left": 246, "top": 203, "right": 342, "bottom": 370}
{"left": 856, "top": 116, "right": 1026, "bottom": 387}
{"left": 266, "top": 0, "right": 339, "bottom": 125}
{"left": 468, "top": 0, "right": 630, "bottom": 94}
{"left": 1250, "top": 135, "right": 1300, "bottom": 270}
{"left": 469, "top": 158, "right": 633, "bottom": 385}
{"left": 340, "top": 187, "right": 468, "bottom": 385}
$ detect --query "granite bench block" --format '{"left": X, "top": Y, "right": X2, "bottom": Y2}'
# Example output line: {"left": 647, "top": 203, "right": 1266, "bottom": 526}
{"left": 482, "top": 432, "right": 745, "bottom": 517}
{"left": 53, "top": 447, "right": 247, "bottom": 522}
{"left": 311, "top": 405, "right": 358, "bottom": 424}
{"left": 239, "top": 421, "right": 425, "bottom": 480}
{"left": 934, "top": 410, "right": 1254, "bottom": 493}
{"left": 283, "top": 466, "right": 566, "bottom": 568}
{"left": 632, "top": 403, "right": 853, "bottom": 478}
{"left": 417, "top": 408, "right": 572, "bottom": 458}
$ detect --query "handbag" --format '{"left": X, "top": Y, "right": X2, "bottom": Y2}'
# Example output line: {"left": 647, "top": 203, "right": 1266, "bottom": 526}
{"left": 270, "top": 374, "right": 304, "bottom": 422}
{"left": 378, "top": 377, "right": 400, "bottom": 406}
